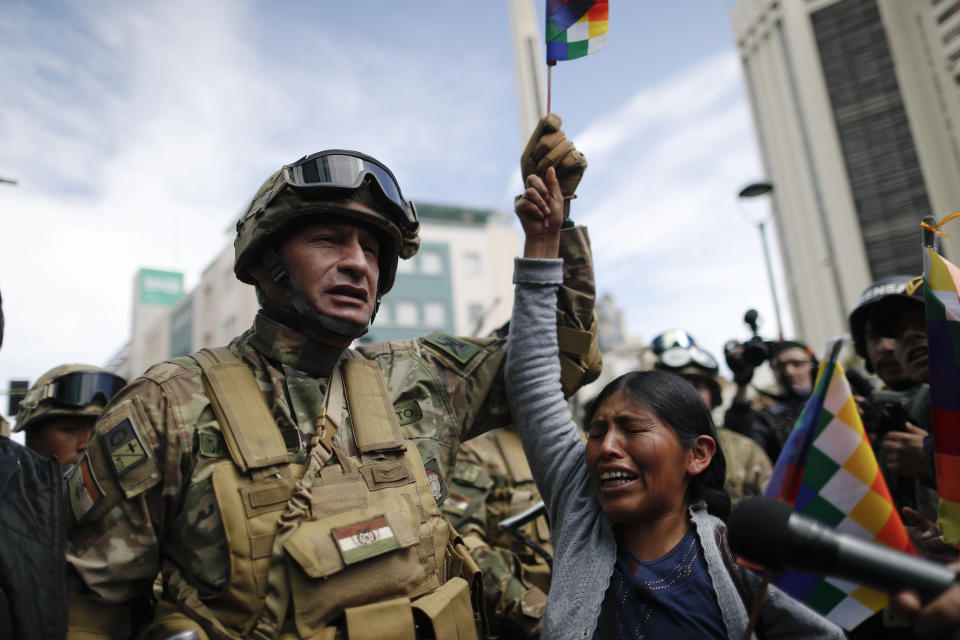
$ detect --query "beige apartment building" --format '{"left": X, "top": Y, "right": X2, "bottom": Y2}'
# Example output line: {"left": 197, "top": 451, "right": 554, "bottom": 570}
{"left": 730, "top": 0, "right": 960, "bottom": 352}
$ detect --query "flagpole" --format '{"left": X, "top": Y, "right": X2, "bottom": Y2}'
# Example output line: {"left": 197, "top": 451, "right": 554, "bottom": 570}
{"left": 922, "top": 214, "right": 938, "bottom": 252}
{"left": 547, "top": 61, "right": 555, "bottom": 114}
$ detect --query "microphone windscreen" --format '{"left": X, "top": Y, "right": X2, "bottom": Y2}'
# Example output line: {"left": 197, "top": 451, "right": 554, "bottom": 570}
{"left": 728, "top": 497, "right": 793, "bottom": 568}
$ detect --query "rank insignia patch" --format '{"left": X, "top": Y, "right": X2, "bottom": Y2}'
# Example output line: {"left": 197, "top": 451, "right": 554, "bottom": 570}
{"left": 104, "top": 418, "right": 148, "bottom": 477}
{"left": 394, "top": 400, "right": 423, "bottom": 426}
{"left": 67, "top": 457, "right": 103, "bottom": 523}
{"left": 423, "top": 331, "right": 481, "bottom": 366}
{"left": 332, "top": 515, "right": 399, "bottom": 565}
{"left": 424, "top": 457, "right": 449, "bottom": 506}
{"left": 198, "top": 430, "right": 229, "bottom": 458}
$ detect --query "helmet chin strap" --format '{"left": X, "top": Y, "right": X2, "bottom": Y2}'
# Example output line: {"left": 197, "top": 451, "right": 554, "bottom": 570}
{"left": 261, "top": 248, "right": 376, "bottom": 342}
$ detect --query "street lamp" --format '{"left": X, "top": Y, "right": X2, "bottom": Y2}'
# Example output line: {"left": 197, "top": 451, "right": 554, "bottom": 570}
{"left": 737, "top": 181, "right": 784, "bottom": 340}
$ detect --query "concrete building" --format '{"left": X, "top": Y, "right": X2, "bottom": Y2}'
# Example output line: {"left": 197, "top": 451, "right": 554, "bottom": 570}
{"left": 730, "top": 0, "right": 960, "bottom": 352}
{"left": 109, "top": 203, "right": 520, "bottom": 380}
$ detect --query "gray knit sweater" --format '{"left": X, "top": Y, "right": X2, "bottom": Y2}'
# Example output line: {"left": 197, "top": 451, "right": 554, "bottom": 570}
{"left": 505, "top": 258, "right": 845, "bottom": 640}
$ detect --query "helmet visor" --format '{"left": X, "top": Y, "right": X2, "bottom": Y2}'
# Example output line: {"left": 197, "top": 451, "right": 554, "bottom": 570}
{"left": 40, "top": 371, "right": 126, "bottom": 408}
{"left": 285, "top": 150, "right": 418, "bottom": 233}
{"left": 659, "top": 346, "right": 719, "bottom": 373}
{"left": 650, "top": 329, "right": 696, "bottom": 355}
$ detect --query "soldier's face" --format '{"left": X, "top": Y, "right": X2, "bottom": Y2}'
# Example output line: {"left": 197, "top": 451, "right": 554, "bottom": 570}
{"left": 278, "top": 221, "right": 381, "bottom": 327}
{"left": 25, "top": 416, "right": 95, "bottom": 466}
{"left": 584, "top": 391, "right": 695, "bottom": 525}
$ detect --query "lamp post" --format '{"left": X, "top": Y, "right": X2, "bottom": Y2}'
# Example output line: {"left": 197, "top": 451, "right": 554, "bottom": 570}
{"left": 737, "top": 181, "right": 784, "bottom": 340}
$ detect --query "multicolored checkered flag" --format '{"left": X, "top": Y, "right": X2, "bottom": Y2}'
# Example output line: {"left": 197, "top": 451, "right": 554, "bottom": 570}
{"left": 764, "top": 341, "right": 914, "bottom": 630}
{"left": 546, "top": 0, "right": 608, "bottom": 63}
{"left": 922, "top": 230, "right": 960, "bottom": 546}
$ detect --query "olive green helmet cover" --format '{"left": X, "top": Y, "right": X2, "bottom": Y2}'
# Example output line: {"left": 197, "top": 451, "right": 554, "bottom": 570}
{"left": 15, "top": 364, "right": 118, "bottom": 433}
{"left": 233, "top": 168, "right": 420, "bottom": 295}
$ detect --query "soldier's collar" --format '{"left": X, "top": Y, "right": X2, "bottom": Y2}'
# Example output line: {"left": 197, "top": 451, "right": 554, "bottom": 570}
{"left": 250, "top": 312, "right": 343, "bottom": 378}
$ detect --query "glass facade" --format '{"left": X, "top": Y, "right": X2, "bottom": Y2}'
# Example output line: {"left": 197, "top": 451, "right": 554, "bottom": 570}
{"left": 811, "top": 0, "right": 934, "bottom": 278}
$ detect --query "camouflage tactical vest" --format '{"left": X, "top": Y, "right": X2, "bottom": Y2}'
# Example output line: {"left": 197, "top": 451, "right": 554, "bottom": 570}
{"left": 147, "top": 348, "right": 481, "bottom": 640}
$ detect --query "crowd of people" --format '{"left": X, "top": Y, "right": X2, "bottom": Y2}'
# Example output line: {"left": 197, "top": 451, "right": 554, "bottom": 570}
{"left": 0, "top": 115, "right": 958, "bottom": 640}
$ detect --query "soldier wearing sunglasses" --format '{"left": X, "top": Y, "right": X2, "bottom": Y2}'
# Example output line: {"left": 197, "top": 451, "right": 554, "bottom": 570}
{"left": 65, "top": 134, "right": 599, "bottom": 639}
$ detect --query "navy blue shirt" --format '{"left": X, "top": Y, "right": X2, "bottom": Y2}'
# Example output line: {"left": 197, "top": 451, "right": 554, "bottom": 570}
{"left": 593, "top": 528, "right": 728, "bottom": 639}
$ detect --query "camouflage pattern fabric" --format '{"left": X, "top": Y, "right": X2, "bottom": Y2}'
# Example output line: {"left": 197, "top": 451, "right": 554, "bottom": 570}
{"left": 0, "top": 415, "right": 9, "bottom": 438}
{"left": 716, "top": 427, "right": 772, "bottom": 502}
{"left": 450, "top": 429, "right": 550, "bottom": 640}
{"left": 66, "top": 226, "right": 597, "bottom": 634}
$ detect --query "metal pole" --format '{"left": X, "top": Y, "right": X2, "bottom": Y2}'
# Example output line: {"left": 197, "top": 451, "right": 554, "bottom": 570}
{"left": 758, "top": 220, "right": 784, "bottom": 340}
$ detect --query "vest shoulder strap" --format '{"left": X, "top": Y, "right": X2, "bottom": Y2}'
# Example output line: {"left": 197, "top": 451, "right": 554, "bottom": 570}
{"left": 342, "top": 358, "right": 406, "bottom": 453}
{"left": 192, "top": 347, "right": 290, "bottom": 472}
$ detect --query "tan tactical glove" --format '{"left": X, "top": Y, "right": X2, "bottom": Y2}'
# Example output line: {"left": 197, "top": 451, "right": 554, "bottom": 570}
{"left": 521, "top": 113, "right": 587, "bottom": 199}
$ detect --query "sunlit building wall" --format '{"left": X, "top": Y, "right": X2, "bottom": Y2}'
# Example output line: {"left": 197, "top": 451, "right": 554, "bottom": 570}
{"left": 731, "top": 0, "right": 960, "bottom": 353}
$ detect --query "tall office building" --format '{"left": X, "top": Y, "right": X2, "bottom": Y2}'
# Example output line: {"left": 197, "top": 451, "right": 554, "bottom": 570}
{"left": 730, "top": 0, "right": 960, "bottom": 352}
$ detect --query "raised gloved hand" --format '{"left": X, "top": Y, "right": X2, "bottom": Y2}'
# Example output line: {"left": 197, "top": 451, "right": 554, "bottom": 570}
{"left": 521, "top": 113, "right": 587, "bottom": 199}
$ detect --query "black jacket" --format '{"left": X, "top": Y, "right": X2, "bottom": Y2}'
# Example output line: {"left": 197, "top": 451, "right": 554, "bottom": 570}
{"left": 0, "top": 436, "right": 66, "bottom": 640}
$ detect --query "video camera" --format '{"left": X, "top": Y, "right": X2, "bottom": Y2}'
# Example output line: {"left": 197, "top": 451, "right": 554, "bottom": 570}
{"left": 725, "top": 309, "right": 775, "bottom": 365}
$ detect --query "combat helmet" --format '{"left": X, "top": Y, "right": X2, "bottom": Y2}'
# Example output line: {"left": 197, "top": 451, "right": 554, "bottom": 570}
{"left": 234, "top": 150, "right": 420, "bottom": 340}
{"left": 15, "top": 364, "right": 126, "bottom": 433}
{"left": 848, "top": 275, "right": 922, "bottom": 371}
{"left": 654, "top": 342, "right": 723, "bottom": 409}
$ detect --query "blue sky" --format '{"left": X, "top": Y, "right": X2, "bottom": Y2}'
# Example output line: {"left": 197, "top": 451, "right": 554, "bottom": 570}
{"left": 0, "top": 0, "right": 793, "bottom": 419}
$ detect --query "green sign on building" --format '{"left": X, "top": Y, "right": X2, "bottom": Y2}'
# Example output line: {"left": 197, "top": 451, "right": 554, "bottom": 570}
{"left": 139, "top": 269, "right": 183, "bottom": 306}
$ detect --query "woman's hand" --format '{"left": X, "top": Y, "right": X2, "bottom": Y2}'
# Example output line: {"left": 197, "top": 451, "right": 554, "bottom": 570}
{"left": 515, "top": 166, "right": 563, "bottom": 259}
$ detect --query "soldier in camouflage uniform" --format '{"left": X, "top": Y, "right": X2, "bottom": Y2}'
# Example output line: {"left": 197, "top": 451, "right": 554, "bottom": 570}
{"left": 15, "top": 364, "right": 126, "bottom": 469}
{"left": 66, "top": 128, "right": 597, "bottom": 639}
{"left": 446, "top": 429, "right": 552, "bottom": 640}
{"left": 655, "top": 343, "right": 772, "bottom": 502}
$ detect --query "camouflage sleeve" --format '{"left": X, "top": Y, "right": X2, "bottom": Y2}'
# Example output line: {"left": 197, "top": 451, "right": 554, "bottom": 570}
{"left": 471, "top": 545, "right": 546, "bottom": 640}
{"left": 426, "top": 225, "right": 598, "bottom": 439}
{"left": 555, "top": 225, "right": 601, "bottom": 395}
{"left": 66, "top": 364, "right": 193, "bottom": 607}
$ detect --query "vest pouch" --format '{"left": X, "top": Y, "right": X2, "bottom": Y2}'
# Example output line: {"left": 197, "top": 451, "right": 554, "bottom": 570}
{"left": 202, "top": 461, "right": 299, "bottom": 636}
{"left": 411, "top": 577, "right": 479, "bottom": 640}
{"left": 284, "top": 505, "right": 433, "bottom": 637}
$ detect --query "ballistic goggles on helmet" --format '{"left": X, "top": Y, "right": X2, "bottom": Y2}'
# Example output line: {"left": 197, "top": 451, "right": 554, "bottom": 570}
{"left": 658, "top": 346, "right": 719, "bottom": 374}
{"left": 650, "top": 329, "right": 697, "bottom": 356}
{"left": 35, "top": 370, "right": 126, "bottom": 408}
{"left": 283, "top": 150, "right": 418, "bottom": 234}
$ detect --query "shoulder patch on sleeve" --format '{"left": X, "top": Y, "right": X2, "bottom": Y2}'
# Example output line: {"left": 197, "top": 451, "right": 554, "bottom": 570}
{"left": 66, "top": 457, "right": 104, "bottom": 523}
{"left": 422, "top": 332, "right": 481, "bottom": 366}
{"left": 97, "top": 398, "right": 161, "bottom": 499}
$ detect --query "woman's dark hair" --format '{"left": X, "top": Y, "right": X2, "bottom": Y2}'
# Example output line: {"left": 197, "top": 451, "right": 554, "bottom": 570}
{"left": 583, "top": 370, "right": 731, "bottom": 521}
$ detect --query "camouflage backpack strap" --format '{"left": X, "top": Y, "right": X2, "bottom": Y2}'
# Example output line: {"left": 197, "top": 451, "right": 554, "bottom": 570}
{"left": 191, "top": 347, "right": 290, "bottom": 472}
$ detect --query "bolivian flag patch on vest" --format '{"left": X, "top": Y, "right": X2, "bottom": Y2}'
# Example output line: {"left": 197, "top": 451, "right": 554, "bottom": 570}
{"left": 332, "top": 515, "right": 399, "bottom": 565}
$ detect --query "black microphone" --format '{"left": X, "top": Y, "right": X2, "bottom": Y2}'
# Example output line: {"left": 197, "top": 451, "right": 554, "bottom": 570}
{"left": 728, "top": 497, "right": 958, "bottom": 601}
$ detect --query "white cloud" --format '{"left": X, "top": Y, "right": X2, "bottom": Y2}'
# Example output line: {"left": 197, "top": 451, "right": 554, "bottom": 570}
{"left": 0, "top": 0, "right": 515, "bottom": 402}
{"left": 558, "top": 51, "right": 795, "bottom": 371}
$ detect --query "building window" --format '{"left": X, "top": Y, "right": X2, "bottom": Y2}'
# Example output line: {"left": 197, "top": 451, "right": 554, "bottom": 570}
{"left": 420, "top": 250, "right": 443, "bottom": 275}
{"left": 223, "top": 314, "right": 237, "bottom": 338}
{"left": 377, "top": 302, "right": 391, "bottom": 324}
{"left": 423, "top": 302, "right": 446, "bottom": 327}
{"left": 463, "top": 251, "right": 481, "bottom": 277}
{"left": 395, "top": 301, "right": 418, "bottom": 327}
{"left": 467, "top": 303, "right": 485, "bottom": 328}
{"left": 938, "top": 0, "right": 960, "bottom": 24}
